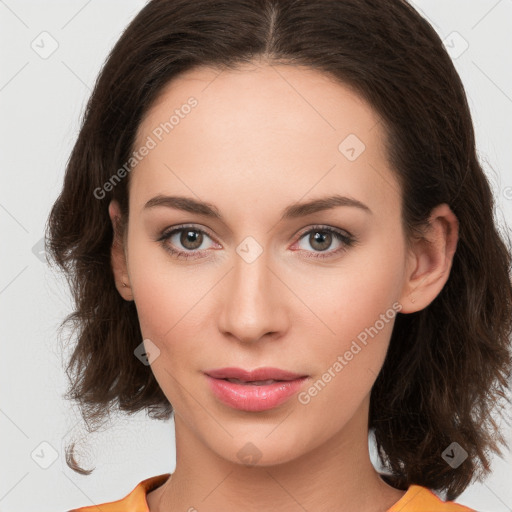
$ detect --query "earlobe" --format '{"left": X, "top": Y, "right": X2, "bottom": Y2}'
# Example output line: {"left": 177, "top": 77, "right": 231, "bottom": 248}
{"left": 399, "top": 204, "right": 459, "bottom": 314}
{"left": 108, "top": 200, "right": 134, "bottom": 302}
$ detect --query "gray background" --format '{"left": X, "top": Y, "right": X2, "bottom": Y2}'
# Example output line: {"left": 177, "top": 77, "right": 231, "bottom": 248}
{"left": 1, "top": 1, "right": 511, "bottom": 511}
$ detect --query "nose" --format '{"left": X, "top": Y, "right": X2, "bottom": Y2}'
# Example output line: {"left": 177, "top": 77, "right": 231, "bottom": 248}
{"left": 217, "top": 250, "right": 289, "bottom": 344}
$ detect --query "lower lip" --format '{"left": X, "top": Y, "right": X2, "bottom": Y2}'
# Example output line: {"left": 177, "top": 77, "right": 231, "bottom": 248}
{"left": 205, "top": 375, "right": 308, "bottom": 412}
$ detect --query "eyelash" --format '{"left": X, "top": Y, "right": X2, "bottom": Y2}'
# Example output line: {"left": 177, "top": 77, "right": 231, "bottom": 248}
{"left": 156, "top": 224, "right": 357, "bottom": 261}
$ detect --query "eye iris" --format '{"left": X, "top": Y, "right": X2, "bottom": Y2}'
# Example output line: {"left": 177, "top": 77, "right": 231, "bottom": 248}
{"left": 310, "top": 231, "right": 332, "bottom": 251}
{"left": 180, "top": 230, "right": 202, "bottom": 250}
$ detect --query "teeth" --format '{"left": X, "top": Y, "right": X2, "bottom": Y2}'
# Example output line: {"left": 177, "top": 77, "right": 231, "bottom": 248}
{"left": 225, "top": 378, "right": 278, "bottom": 385}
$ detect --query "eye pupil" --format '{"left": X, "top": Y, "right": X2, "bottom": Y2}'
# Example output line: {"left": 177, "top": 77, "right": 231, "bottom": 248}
{"left": 181, "top": 230, "right": 202, "bottom": 249}
{"left": 311, "top": 231, "right": 332, "bottom": 251}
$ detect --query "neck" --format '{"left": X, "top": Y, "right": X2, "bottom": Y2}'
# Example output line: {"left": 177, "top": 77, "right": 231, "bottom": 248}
{"left": 148, "top": 398, "right": 405, "bottom": 512}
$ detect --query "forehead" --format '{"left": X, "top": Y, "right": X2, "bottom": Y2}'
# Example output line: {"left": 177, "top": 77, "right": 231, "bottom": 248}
{"left": 129, "top": 63, "right": 401, "bottom": 219}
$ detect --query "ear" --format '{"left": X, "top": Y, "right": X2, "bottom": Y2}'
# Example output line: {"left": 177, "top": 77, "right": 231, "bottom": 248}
{"left": 398, "top": 203, "right": 459, "bottom": 314}
{"left": 108, "top": 199, "right": 134, "bottom": 301}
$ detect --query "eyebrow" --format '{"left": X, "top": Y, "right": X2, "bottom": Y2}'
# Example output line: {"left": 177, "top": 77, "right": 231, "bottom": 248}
{"left": 143, "top": 193, "right": 372, "bottom": 221}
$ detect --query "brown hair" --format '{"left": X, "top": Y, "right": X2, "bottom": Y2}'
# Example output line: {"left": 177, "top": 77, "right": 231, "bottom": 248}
{"left": 45, "top": 0, "right": 512, "bottom": 501}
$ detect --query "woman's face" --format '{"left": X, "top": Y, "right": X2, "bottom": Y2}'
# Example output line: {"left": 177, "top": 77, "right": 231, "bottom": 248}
{"left": 111, "top": 62, "right": 415, "bottom": 466}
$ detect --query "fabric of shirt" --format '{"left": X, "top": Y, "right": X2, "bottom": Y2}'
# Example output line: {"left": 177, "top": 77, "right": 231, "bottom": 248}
{"left": 67, "top": 473, "right": 476, "bottom": 511}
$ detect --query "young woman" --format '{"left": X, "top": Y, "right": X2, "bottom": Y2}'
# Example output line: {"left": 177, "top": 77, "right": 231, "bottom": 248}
{"left": 46, "top": 0, "right": 512, "bottom": 511}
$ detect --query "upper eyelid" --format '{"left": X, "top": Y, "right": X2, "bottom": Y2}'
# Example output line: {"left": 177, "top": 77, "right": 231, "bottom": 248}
{"left": 160, "top": 224, "right": 218, "bottom": 243}
{"left": 296, "top": 224, "right": 353, "bottom": 239}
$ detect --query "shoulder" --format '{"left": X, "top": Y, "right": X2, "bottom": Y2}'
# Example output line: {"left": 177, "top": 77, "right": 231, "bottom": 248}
{"left": 387, "top": 484, "right": 476, "bottom": 512}
{"left": 66, "top": 473, "right": 171, "bottom": 512}
{"left": 66, "top": 475, "right": 476, "bottom": 512}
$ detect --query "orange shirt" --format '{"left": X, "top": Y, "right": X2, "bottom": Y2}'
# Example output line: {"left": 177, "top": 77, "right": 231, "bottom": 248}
{"left": 67, "top": 473, "right": 476, "bottom": 511}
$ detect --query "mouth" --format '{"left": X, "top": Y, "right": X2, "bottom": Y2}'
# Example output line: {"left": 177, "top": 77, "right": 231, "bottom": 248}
{"left": 222, "top": 378, "right": 284, "bottom": 385}
{"left": 204, "top": 366, "right": 308, "bottom": 382}
{"left": 204, "top": 367, "right": 309, "bottom": 412}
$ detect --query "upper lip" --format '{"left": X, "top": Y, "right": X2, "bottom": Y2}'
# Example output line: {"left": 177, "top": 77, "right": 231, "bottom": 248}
{"left": 204, "top": 367, "right": 307, "bottom": 382}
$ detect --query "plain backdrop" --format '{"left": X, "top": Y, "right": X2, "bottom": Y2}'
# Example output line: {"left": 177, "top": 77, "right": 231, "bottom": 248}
{"left": 1, "top": 1, "right": 511, "bottom": 511}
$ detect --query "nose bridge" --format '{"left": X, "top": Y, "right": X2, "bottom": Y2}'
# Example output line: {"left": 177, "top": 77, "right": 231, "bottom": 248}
{"left": 219, "top": 243, "right": 286, "bottom": 342}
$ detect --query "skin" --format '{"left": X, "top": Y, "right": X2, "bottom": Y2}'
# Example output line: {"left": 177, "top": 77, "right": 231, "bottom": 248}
{"left": 109, "top": 61, "right": 459, "bottom": 512}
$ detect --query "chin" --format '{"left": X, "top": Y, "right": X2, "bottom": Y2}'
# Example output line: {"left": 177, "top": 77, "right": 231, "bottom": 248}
{"left": 211, "top": 433, "right": 310, "bottom": 468}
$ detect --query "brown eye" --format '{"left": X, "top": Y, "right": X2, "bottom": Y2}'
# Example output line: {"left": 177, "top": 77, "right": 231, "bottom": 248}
{"left": 309, "top": 231, "right": 332, "bottom": 252}
{"left": 157, "top": 225, "right": 216, "bottom": 260}
{"left": 180, "top": 229, "right": 203, "bottom": 250}
{"left": 295, "top": 225, "right": 356, "bottom": 259}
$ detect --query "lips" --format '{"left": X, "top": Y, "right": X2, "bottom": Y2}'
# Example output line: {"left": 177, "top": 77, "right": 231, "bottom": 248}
{"left": 225, "top": 378, "right": 277, "bottom": 385}
{"left": 204, "top": 367, "right": 309, "bottom": 412}
{"left": 204, "top": 367, "right": 307, "bottom": 382}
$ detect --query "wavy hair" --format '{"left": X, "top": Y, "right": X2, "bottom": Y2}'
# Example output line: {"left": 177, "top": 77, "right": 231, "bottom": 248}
{"left": 45, "top": 0, "right": 512, "bottom": 500}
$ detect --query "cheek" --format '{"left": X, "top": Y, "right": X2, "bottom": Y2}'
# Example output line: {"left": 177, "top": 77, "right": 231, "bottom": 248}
{"left": 290, "top": 240, "right": 403, "bottom": 400}
{"left": 127, "top": 230, "right": 205, "bottom": 338}
{"left": 291, "top": 241, "right": 404, "bottom": 347}
{"left": 133, "top": 277, "right": 206, "bottom": 365}
{"left": 129, "top": 257, "right": 206, "bottom": 407}
{"left": 295, "top": 285, "right": 398, "bottom": 428}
